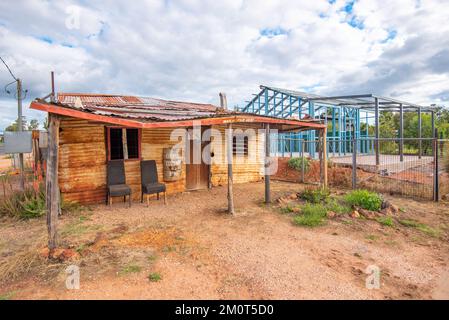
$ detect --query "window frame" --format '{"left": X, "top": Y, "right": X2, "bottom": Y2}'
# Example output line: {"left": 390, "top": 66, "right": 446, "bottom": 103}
{"left": 106, "top": 126, "right": 142, "bottom": 161}
{"left": 232, "top": 134, "right": 249, "bottom": 156}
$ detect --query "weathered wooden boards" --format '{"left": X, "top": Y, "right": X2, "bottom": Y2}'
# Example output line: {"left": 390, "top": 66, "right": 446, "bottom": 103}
{"left": 46, "top": 113, "right": 60, "bottom": 250}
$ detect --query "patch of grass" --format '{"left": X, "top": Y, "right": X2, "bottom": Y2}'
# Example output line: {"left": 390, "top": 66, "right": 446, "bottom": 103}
{"left": 399, "top": 219, "right": 441, "bottom": 238}
{"left": 119, "top": 264, "right": 142, "bottom": 275}
{"left": 279, "top": 205, "right": 297, "bottom": 214}
{"left": 0, "top": 291, "right": 15, "bottom": 300}
{"left": 0, "top": 241, "right": 44, "bottom": 283}
{"left": 293, "top": 203, "right": 327, "bottom": 227}
{"left": 365, "top": 234, "right": 379, "bottom": 241}
{"left": 162, "top": 246, "right": 176, "bottom": 253}
{"left": 300, "top": 187, "right": 330, "bottom": 204}
{"left": 75, "top": 243, "right": 87, "bottom": 254}
{"left": 377, "top": 216, "right": 395, "bottom": 227}
{"left": 148, "top": 272, "right": 162, "bottom": 282}
{"left": 287, "top": 157, "right": 310, "bottom": 173}
{"left": 345, "top": 189, "right": 383, "bottom": 211}
{"left": 61, "top": 222, "right": 102, "bottom": 236}
{"left": 325, "top": 198, "right": 352, "bottom": 215}
{"left": 384, "top": 239, "right": 399, "bottom": 247}
{"left": 147, "top": 255, "right": 157, "bottom": 263}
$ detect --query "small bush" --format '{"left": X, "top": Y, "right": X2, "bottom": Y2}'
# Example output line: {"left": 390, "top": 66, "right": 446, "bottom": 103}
{"left": 0, "top": 185, "right": 87, "bottom": 219}
{"left": 148, "top": 272, "right": 162, "bottom": 282}
{"left": 280, "top": 205, "right": 294, "bottom": 214}
{"left": 325, "top": 198, "right": 352, "bottom": 215}
{"left": 377, "top": 216, "right": 394, "bottom": 227}
{"left": 300, "top": 187, "right": 330, "bottom": 204}
{"left": 288, "top": 157, "right": 310, "bottom": 173}
{"left": 293, "top": 203, "right": 327, "bottom": 227}
{"left": 0, "top": 187, "right": 46, "bottom": 219}
{"left": 345, "top": 189, "right": 382, "bottom": 211}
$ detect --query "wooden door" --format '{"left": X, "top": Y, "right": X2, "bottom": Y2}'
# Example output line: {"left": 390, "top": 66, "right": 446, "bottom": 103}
{"left": 186, "top": 128, "right": 210, "bottom": 190}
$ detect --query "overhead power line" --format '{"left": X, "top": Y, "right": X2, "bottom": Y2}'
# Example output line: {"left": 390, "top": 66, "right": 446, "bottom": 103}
{"left": 0, "top": 55, "right": 17, "bottom": 81}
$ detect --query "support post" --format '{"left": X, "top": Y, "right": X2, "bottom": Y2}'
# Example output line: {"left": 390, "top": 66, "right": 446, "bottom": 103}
{"left": 374, "top": 98, "right": 380, "bottom": 166}
{"left": 46, "top": 113, "right": 60, "bottom": 251}
{"left": 301, "top": 140, "right": 305, "bottom": 183}
{"left": 226, "top": 123, "right": 234, "bottom": 214}
{"left": 431, "top": 111, "right": 435, "bottom": 138}
{"left": 399, "top": 104, "right": 404, "bottom": 162}
{"left": 16, "top": 78, "right": 25, "bottom": 191}
{"left": 265, "top": 123, "right": 271, "bottom": 203}
{"left": 418, "top": 107, "right": 422, "bottom": 159}
{"left": 322, "top": 127, "right": 328, "bottom": 189}
{"left": 352, "top": 128, "right": 357, "bottom": 189}
{"left": 433, "top": 128, "right": 439, "bottom": 202}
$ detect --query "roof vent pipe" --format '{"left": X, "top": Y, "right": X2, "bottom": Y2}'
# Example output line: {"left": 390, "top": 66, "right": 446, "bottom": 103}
{"left": 219, "top": 92, "right": 227, "bottom": 109}
{"left": 50, "top": 71, "right": 55, "bottom": 103}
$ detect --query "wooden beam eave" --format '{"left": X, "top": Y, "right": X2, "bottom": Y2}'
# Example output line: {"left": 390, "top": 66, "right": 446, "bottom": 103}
{"left": 30, "top": 101, "right": 326, "bottom": 130}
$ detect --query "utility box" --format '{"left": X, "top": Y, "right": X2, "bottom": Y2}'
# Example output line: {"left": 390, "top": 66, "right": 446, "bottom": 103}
{"left": 4, "top": 131, "right": 33, "bottom": 153}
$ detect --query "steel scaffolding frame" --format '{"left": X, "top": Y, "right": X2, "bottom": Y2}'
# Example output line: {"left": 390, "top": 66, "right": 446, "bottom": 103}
{"left": 241, "top": 85, "right": 437, "bottom": 162}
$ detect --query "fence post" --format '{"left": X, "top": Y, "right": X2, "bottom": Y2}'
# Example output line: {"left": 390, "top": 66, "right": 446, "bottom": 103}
{"left": 301, "top": 140, "right": 305, "bottom": 183}
{"left": 352, "top": 136, "right": 357, "bottom": 189}
{"left": 433, "top": 129, "right": 439, "bottom": 202}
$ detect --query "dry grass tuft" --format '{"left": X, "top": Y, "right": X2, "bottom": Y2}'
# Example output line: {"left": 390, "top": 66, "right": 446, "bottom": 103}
{"left": 0, "top": 239, "right": 46, "bottom": 283}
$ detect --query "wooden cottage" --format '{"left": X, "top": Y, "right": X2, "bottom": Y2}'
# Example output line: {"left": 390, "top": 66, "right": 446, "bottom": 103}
{"left": 30, "top": 93, "right": 327, "bottom": 206}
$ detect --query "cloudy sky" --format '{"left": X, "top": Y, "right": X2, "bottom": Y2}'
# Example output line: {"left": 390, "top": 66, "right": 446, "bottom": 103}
{"left": 0, "top": 0, "right": 448, "bottom": 130}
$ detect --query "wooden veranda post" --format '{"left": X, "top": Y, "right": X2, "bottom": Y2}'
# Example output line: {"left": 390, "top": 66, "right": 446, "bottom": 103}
{"left": 46, "top": 113, "right": 60, "bottom": 251}
{"left": 227, "top": 123, "right": 235, "bottom": 214}
{"left": 265, "top": 123, "right": 271, "bottom": 203}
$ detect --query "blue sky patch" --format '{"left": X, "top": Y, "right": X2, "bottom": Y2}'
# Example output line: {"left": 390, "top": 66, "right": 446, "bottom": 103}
{"left": 260, "top": 27, "right": 288, "bottom": 38}
{"left": 38, "top": 35, "right": 53, "bottom": 44}
{"left": 348, "top": 16, "right": 364, "bottom": 29}
{"left": 344, "top": 0, "right": 355, "bottom": 13}
{"left": 382, "top": 30, "right": 397, "bottom": 43}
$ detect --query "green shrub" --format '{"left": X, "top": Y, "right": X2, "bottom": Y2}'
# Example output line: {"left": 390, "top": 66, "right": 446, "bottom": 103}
{"left": 325, "top": 198, "right": 352, "bottom": 215}
{"left": 288, "top": 157, "right": 310, "bottom": 173}
{"left": 300, "top": 187, "right": 330, "bottom": 204}
{"left": 0, "top": 187, "right": 46, "bottom": 219}
{"left": 280, "top": 205, "right": 294, "bottom": 214}
{"left": 344, "top": 189, "right": 382, "bottom": 211}
{"left": 0, "top": 185, "right": 86, "bottom": 219}
{"left": 148, "top": 272, "right": 162, "bottom": 282}
{"left": 293, "top": 203, "right": 327, "bottom": 227}
{"left": 377, "top": 216, "right": 394, "bottom": 227}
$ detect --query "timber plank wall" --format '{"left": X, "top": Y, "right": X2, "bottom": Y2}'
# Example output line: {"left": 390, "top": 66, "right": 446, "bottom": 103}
{"left": 58, "top": 117, "right": 264, "bottom": 205}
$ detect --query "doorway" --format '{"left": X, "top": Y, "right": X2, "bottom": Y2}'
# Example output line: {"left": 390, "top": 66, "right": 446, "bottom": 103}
{"left": 185, "top": 127, "right": 210, "bottom": 190}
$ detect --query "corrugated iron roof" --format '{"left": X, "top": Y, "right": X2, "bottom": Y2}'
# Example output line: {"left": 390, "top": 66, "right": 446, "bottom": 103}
{"left": 57, "top": 93, "right": 225, "bottom": 122}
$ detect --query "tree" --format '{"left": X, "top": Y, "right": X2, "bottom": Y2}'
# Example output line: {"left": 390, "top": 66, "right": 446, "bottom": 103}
{"left": 28, "top": 119, "right": 39, "bottom": 130}
{"left": 5, "top": 117, "right": 40, "bottom": 131}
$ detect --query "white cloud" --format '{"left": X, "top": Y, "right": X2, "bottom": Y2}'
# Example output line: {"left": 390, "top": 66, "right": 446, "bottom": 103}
{"left": 0, "top": 0, "right": 448, "bottom": 130}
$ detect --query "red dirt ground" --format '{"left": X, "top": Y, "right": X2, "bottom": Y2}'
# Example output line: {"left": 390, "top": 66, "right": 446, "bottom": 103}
{"left": 0, "top": 181, "right": 448, "bottom": 300}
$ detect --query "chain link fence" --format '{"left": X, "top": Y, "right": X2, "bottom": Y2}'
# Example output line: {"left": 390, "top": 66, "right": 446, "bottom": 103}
{"left": 271, "top": 135, "right": 449, "bottom": 201}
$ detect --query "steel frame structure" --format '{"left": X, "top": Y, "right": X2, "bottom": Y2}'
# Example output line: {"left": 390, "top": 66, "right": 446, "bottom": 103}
{"left": 241, "top": 85, "right": 437, "bottom": 163}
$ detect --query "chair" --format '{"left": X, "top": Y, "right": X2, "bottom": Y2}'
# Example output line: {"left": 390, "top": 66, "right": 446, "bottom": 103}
{"left": 107, "top": 160, "right": 132, "bottom": 207}
{"left": 140, "top": 160, "right": 167, "bottom": 206}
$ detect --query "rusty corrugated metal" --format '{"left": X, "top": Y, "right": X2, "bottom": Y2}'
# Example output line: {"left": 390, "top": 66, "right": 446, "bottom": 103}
{"left": 57, "top": 93, "right": 221, "bottom": 122}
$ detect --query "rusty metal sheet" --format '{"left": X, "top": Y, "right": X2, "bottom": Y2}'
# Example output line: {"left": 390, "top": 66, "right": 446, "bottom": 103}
{"left": 57, "top": 93, "right": 220, "bottom": 121}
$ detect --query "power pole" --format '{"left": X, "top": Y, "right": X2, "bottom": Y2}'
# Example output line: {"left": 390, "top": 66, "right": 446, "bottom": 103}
{"left": 17, "top": 78, "right": 25, "bottom": 190}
